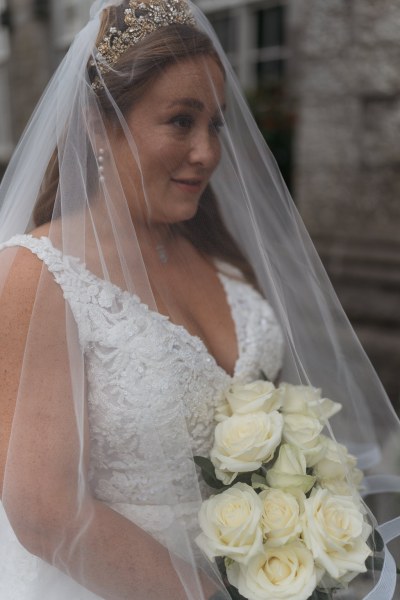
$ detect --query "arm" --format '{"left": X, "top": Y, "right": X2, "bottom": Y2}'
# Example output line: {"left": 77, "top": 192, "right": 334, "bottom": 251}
{"left": 0, "top": 247, "right": 219, "bottom": 600}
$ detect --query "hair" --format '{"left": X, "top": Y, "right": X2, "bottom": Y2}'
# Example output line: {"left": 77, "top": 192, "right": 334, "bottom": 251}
{"left": 33, "top": 3, "right": 258, "bottom": 288}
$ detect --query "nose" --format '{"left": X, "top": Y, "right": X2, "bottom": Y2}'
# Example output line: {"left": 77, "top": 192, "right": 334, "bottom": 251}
{"left": 188, "top": 127, "right": 220, "bottom": 170}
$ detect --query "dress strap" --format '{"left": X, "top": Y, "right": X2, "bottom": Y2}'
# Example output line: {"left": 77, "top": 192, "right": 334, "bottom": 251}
{"left": 0, "top": 234, "right": 89, "bottom": 315}
{"left": 0, "top": 234, "right": 70, "bottom": 280}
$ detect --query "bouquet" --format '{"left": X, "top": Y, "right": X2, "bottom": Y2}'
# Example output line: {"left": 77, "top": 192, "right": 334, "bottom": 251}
{"left": 195, "top": 380, "right": 378, "bottom": 600}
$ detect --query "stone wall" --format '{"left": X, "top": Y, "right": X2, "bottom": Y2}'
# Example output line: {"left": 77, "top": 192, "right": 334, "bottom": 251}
{"left": 7, "top": 0, "right": 92, "bottom": 141}
{"left": 288, "top": 0, "right": 400, "bottom": 409}
{"left": 8, "top": 0, "right": 51, "bottom": 140}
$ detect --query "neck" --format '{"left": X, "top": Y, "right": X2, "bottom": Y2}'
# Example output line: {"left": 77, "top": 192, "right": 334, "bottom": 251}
{"left": 86, "top": 201, "right": 184, "bottom": 265}
{"left": 135, "top": 221, "right": 176, "bottom": 260}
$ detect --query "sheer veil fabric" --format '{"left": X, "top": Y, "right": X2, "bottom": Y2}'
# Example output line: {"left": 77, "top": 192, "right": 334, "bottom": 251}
{"left": 0, "top": 0, "right": 399, "bottom": 598}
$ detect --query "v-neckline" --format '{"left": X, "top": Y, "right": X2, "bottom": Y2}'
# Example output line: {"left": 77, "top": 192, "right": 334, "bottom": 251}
{"left": 145, "top": 271, "right": 241, "bottom": 379}
{"left": 9, "top": 235, "right": 243, "bottom": 379}
{"left": 116, "top": 270, "right": 241, "bottom": 380}
{"left": 84, "top": 268, "right": 242, "bottom": 380}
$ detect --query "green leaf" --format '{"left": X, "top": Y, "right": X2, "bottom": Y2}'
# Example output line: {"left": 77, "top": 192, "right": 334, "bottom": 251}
{"left": 193, "top": 455, "right": 216, "bottom": 476}
{"left": 225, "top": 584, "right": 247, "bottom": 600}
{"left": 231, "top": 471, "right": 253, "bottom": 486}
{"left": 193, "top": 456, "right": 226, "bottom": 489}
{"left": 251, "top": 473, "right": 268, "bottom": 490}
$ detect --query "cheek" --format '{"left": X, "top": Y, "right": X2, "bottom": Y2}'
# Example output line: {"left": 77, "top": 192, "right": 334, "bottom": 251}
{"left": 212, "top": 138, "right": 222, "bottom": 170}
{"left": 155, "top": 143, "right": 191, "bottom": 176}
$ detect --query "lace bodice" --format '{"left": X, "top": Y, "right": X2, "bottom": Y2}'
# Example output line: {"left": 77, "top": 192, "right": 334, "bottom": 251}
{"left": 1, "top": 235, "right": 283, "bottom": 537}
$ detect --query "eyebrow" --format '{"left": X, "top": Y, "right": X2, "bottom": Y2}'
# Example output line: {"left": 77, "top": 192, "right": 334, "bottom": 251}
{"left": 168, "top": 97, "right": 226, "bottom": 112}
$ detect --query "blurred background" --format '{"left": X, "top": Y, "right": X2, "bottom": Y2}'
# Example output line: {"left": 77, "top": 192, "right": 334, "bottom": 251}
{"left": 0, "top": 0, "right": 399, "bottom": 412}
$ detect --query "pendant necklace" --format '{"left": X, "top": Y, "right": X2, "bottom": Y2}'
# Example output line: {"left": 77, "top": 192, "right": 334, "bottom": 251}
{"left": 155, "top": 242, "right": 168, "bottom": 264}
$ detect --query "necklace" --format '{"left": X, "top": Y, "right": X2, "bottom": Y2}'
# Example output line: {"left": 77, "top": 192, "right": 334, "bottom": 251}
{"left": 155, "top": 242, "right": 168, "bottom": 264}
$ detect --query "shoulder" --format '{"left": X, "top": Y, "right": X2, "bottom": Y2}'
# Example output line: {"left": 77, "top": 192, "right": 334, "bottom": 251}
{"left": 0, "top": 245, "right": 43, "bottom": 311}
{"left": 0, "top": 218, "right": 64, "bottom": 285}
{"left": 0, "top": 226, "right": 62, "bottom": 326}
{"left": 0, "top": 236, "right": 67, "bottom": 430}
{"left": 0, "top": 249, "right": 43, "bottom": 390}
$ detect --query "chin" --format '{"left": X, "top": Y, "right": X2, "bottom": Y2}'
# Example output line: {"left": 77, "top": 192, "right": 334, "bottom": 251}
{"left": 161, "top": 201, "right": 201, "bottom": 225}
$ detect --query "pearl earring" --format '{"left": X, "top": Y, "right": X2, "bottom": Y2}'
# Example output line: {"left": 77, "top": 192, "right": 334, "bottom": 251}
{"left": 98, "top": 148, "right": 105, "bottom": 184}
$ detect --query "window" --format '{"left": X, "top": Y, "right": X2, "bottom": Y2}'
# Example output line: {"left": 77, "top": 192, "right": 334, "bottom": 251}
{"left": 257, "top": 5, "right": 284, "bottom": 48}
{"left": 209, "top": 11, "right": 237, "bottom": 54}
{"left": 256, "top": 4, "right": 286, "bottom": 86}
{"left": 202, "top": 1, "right": 287, "bottom": 89}
{"left": 202, "top": 1, "right": 292, "bottom": 190}
{"left": 208, "top": 10, "right": 238, "bottom": 72}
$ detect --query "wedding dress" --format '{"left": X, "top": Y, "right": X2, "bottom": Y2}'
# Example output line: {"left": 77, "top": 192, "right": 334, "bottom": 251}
{"left": 0, "top": 234, "right": 284, "bottom": 600}
{"left": 1, "top": 1, "right": 400, "bottom": 597}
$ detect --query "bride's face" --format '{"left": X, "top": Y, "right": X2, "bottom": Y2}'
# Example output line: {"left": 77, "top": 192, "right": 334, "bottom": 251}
{"left": 112, "top": 55, "right": 225, "bottom": 225}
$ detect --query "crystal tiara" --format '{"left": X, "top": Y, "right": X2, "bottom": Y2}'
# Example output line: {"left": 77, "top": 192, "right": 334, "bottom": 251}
{"left": 90, "top": 0, "right": 196, "bottom": 90}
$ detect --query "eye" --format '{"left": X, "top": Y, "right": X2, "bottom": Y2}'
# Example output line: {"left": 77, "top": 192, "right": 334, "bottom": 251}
{"left": 170, "top": 115, "right": 194, "bottom": 129}
{"left": 209, "top": 116, "right": 225, "bottom": 135}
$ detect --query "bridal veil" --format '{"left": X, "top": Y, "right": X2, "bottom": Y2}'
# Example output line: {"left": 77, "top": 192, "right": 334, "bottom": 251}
{"left": 0, "top": 0, "right": 399, "bottom": 598}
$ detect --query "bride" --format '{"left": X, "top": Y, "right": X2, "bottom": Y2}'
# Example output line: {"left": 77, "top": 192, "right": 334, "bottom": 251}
{"left": 0, "top": 1, "right": 398, "bottom": 598}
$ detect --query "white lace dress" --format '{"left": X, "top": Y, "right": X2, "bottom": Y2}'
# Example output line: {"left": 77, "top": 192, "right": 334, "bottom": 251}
{"left": 0, "top": 235, "right": 284, "bottom": 599}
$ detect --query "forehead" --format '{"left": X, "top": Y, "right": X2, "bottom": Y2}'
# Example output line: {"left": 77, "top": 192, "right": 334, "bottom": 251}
{"left": 144, "top": 55, "right": 225, "bottom": 109}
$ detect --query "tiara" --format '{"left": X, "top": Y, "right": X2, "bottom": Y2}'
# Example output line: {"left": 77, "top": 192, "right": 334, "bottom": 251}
{"left": 90, "top": 0, "right": 196, "bottom": 90}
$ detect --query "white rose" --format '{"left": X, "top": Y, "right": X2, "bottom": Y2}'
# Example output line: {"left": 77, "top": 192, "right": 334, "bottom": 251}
{"left": 313, "top": 436, "right": 364, "bottom": 492}
{"left": 196, "top": 483, "right": 263, "bottom": 564}
{"left": 214, "top": 468, "right": 238, "bottom": 486}
{"left": 214, "top": 402, "right": 232, "bottom": 422}
{"left": 227, "top": 540, "right": 317, "bottom": 600}
{"left": 216, "top": 380, "right": 281, "bottom": 422}
{"left": 280, "top": 383, "right": 341, "bottom": 422}
{"left": 319, "top": 473, "right": 364, "bottom": 496}
{"left": 282, "top": 414, "right": 325, "bottom": 467}
{"left": 211, "top": 411, "right": 283, "bottom": 480}
{"left": 259, "top": 488, "right": 303, "bottom": 546}
{"left": 266, "top": 444, "right": 316, "bottom": 494}
{"left": 302, "top": 487, "right": 372, "bottom": 581}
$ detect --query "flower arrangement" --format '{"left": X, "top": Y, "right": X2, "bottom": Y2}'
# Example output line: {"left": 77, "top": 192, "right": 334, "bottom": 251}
{"left": 195, "top": 380, "right": 377, "bottom": 600}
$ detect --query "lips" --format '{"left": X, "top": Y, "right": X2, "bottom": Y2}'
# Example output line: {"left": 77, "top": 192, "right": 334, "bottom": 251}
{"left": 171, "top": 177, "right": 204, "bottom": 193}
{"left": 171, "top": 178, "right": 202, "bottom": 186}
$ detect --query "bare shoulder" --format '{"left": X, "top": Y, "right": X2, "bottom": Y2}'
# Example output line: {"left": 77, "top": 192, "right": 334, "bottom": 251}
{"left": 0, "top": 234, "right": 65, "bottom": 338}
{"left": 0, "top": 228, "right": 82, "bottom": 501}
{"left": 0, "top": 235, "right": 56, "bottom": 494}
{"left": 0, "top": 221, "right": 53, "bottom": 303}
{"left": 0, "top": 245, "right": 43, "bottom": 314}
